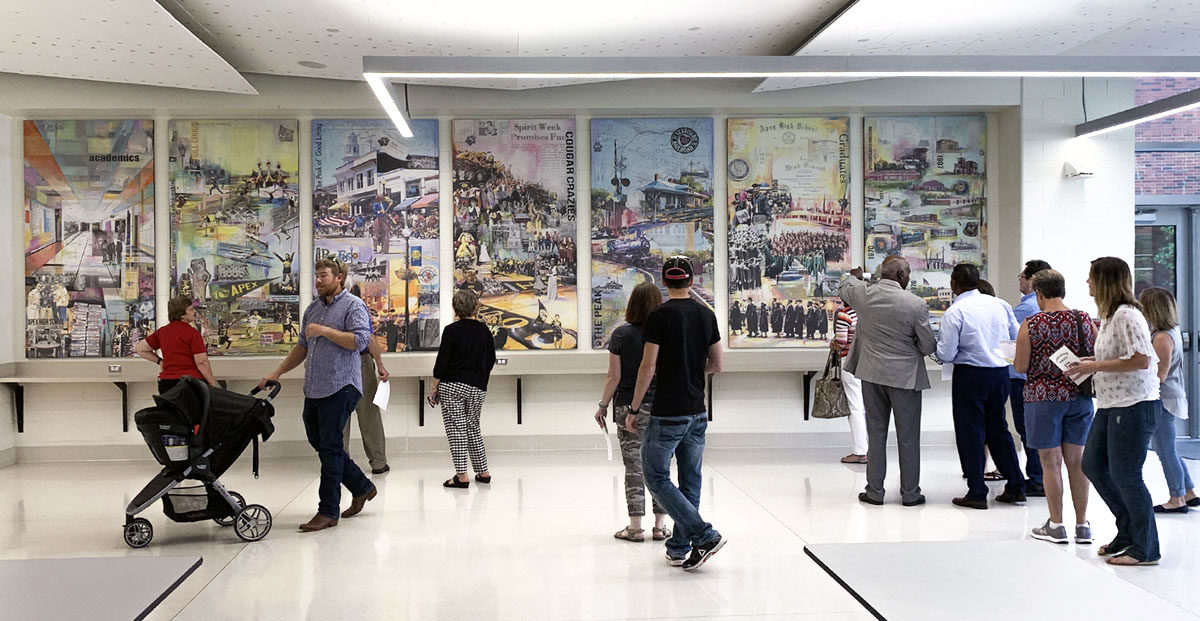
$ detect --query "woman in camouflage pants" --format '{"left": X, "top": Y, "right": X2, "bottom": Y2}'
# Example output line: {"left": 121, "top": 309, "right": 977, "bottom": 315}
{"left": 595, "top": 282, "right": 671, "bottom": 543}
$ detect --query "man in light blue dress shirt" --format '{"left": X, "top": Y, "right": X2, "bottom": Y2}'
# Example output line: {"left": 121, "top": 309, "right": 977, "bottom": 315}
{"left": 937, "top": 264, "right": 1024, "bottom": 509}
{"left": 1010, "top": 260, "right": 1052, "bottom": 495}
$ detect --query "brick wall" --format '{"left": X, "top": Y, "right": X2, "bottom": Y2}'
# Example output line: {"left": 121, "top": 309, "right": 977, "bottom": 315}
{"left": 1135, "top": 78, "right": 1200, "bottom": 195}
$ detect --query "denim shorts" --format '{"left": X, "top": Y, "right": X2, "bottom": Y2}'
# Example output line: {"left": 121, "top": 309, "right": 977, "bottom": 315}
{"left": 1024, "top": 397, "right": 1095, "bottom": 449}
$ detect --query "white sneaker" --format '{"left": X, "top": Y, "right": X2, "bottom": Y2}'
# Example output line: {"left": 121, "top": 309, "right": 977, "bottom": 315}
{"left": 1031, "top": 520, "right": 1068, "bottom": 544}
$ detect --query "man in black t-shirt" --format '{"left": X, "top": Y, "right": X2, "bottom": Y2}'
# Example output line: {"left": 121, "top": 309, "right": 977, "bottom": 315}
{"left": 629, "top": 256, "right": 726, "bottom": 571}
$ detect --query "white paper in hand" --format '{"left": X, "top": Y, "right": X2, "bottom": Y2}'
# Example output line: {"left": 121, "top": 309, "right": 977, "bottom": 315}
{"left": 1050, "top": 346, "right": 1092, "bottom": 385}
{"left": 995, "top": 340, "right": 1017, "bottom": 364}
{"left": 372, "top": 379, "right": 390, "bottom": 411}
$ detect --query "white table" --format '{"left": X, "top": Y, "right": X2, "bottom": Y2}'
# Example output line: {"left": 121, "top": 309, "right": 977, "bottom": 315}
{"left": 0, "top": 556, "right": 202, "bottom": 621}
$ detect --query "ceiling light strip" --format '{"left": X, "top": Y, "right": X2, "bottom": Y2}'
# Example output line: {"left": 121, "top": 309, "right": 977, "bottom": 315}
{"left": 1075, "top": 86, "right": 1200, "bottom": 138}
{"left": 365, "top": 74, "right": 414, "bottom": 138}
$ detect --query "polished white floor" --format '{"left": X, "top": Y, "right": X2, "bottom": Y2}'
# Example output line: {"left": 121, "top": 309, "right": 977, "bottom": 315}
{"left": 1, "top": 445, "right": 1198, "bottom": 620}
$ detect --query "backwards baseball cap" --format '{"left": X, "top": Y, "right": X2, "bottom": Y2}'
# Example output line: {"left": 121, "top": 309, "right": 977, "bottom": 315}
{"left": 662, "top": 255, "right": 694, "bottom": 283}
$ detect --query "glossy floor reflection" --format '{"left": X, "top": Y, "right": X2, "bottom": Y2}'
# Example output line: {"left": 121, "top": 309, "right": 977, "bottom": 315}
{"left": 0, "top": 446, "right": 1197, "bottom": 619}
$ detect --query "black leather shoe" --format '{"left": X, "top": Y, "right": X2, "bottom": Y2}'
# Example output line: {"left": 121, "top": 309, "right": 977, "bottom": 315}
{"left": 858, "top": 492, "right": 883, "bottom": 506}
{"left": 371, "top": 465, "right": 390, "bottom": 475}
{"left": 902, "top": 495, "right": 926, "bottom": 507}
{"left": 953, "top": 496, "right": 988, "bottom": 510}
{"left": 996, "top": 490, "right": 1027, "bottom": 504}
{"left": 1025, "top": 480, "right": 1045, "bottom": 497}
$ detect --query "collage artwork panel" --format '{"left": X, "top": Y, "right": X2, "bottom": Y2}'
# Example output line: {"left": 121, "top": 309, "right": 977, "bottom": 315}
{"left": 23, "top": 120, "right": 155, "bottom": 358}
{"left": 313, "top": 119, "right": 441, "bottom": 351}
{"left": 168, "top": 119, "right": 301, "bottom": 355}
{"left": 864, "top": 116, "right": 987, "bottom": 332}
{"left": 452, "top": 119, "right": 578, "bottom": 350}
{"left": 727, "top": 117, "right": 851, "bottom": 348}
{"left": 590, "top": 118, "right": 715, "bottom": 348}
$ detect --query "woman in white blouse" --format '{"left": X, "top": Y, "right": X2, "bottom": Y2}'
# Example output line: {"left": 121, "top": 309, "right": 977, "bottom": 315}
{"left": 1068, "top": 257, "right": 1161, "bottom": 566}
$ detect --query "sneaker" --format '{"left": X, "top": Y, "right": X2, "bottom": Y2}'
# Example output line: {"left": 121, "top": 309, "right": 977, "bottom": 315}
{"left": 1031, "top": 520, "right": 1068, "bottom": 544}
{"left": 1075, "top": 522, "right": 1093, "bottom": 544}
{"left": 681, "top": 536, "right": 727, "bottom": 571}
{"left": 665, "top": 552, "right": 686, "bottom": 567}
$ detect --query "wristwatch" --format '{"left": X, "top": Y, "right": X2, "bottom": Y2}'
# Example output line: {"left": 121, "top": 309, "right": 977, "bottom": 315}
{"left": 598, "top": 401, "right": 608, "bottom": 409}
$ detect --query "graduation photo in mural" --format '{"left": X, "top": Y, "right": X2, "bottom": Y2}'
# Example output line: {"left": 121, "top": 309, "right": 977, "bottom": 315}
{"left": 313, "top": 118, "right": 441, "bottom": 352}
{"left": 727, "top": 117, "right": 851, "bottom": 348}
{"left": 23, "top": 119, "right": 155, "bottom": 358}
{"left": 169, "top": 119, "right": 301, "bottom": 356}
{"left": 451, "top": 119, "right": 578, "bottom": 351}
{"left": 864, "top": 115, "right": 986, "bottom": 331}
{"left": 590, "top": 117, "right": 715, "bottom": 348}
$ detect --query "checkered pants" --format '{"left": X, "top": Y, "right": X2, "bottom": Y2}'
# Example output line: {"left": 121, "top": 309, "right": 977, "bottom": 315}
{"left": 439, "top": 381, "right": 488, "bottom": 474}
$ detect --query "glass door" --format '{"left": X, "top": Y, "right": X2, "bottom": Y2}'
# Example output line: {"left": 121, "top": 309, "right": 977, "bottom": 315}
{"left": 1135, "top": 206, "right": 1197, "bottom": 436}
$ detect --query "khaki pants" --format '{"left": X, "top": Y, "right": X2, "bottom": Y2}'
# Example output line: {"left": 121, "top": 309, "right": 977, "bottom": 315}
{"left": 343, "top": 354, "right": 388, "bottom": 470}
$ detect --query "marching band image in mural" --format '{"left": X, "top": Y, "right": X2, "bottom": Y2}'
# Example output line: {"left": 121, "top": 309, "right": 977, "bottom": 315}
{"left": 590, "top": 118, "right": 715, "bottom": 348}
{"left": 727, "top": 117, "right": 851, "bottom": 348}
{"left": 452, "top": 119, "right": 578, "bottom": 350}
{"left": 168, "top": 120, "right": 300, "bottom": 355}
{"left": 864, "top": 115, "right": 987, "bottom": 331}
{"left": 313, "top": 119, "right": 441, "bottom": 351}
{"left": 23, "top": 119, "right": 155, "bottom": 358}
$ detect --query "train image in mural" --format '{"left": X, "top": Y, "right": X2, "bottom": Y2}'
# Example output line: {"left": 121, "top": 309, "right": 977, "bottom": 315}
{"left": 726, "top": 117, "right": 851, "bottom": 348}
{"left": 452, "top": 120, "right": 578, "bottom": 350}
{"left": 864, "top": 116, "right": 987, "bottom": 331}
{"left": 590, "top": 118, "right": 716, "bottom": 348}
{"left": 313, "top": 119, "right": 441, "bottom": 351}
{"left": 23, "top": 119, "right": 156, "bottom": 358}
{"left": 168, "top": 120, "right": 301, "bottom": 356}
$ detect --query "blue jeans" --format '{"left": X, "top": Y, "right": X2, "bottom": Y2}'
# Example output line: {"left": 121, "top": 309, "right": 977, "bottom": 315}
{"left": 303, "top": 385, "right": 374, "bottom": 518}
{"left": 1010, "top": 378, "right": 1043, "bottom": 483}
{"left": 641, "top": 414, "right": 720, "bottom": 558}
{"left": 1150, "top": 406, "right": 1194, "bottom": 498}
{"left": 1082, "top": 400, "right": 1160, "bottom": 562}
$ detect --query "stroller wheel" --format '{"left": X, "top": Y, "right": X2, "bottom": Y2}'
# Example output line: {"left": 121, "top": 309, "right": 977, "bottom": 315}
{"left": 123, "top": 518, "right": 153, "bottom": 548}
{"left": 213, "top": 492, "right": 246, "bottom": 527}
{"left": 234, "top": 504, "right": 272, "bottom": 542}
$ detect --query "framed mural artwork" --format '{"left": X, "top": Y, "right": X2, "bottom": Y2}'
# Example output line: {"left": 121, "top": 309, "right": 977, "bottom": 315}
{"left": 23, "top": 119, "right": 155, "bottom": 358}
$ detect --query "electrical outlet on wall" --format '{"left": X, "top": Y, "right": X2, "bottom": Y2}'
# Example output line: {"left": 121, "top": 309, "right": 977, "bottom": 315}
{"left": 108, "top": 364, "right": 122, "bottom": 373}
{"left": 495, "top": 358, "right": 508, "bottom": 366}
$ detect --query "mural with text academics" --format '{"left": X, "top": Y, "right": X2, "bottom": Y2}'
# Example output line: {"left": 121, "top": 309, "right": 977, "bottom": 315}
{"left": 864, "top": 115, "right": 986, "bottom": 331}
{"left": 313, "top": 119, "right": 441, "bottom": 351}
{"left": 451, "top": 120, "right": 578, "bottom": 350}
{"left": 727, "top": 117, "right": 850, "bottom": 348}
{"left": 590, "top": 117, "right": 714, "bottom": 348}
{"left": 169, "top": 120, "right": 300, "bottom": 355}
{"left": 23, "top": 119, "right": 155, "bottom": 358}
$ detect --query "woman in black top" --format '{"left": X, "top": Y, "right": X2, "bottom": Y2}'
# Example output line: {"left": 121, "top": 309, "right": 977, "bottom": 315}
{"left": 594, "top": 282, "right": 670, "bottom": 542}
{"left": 431, "top": 290, "right": 497, "bottom": 488}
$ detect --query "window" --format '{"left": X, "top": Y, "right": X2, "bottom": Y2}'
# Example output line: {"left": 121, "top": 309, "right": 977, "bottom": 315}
{"left": 356, "top": 173, "right": 363, "bottom": 190}
{"left": 1134, "top": 224, "right": 1176, "bottom": 296}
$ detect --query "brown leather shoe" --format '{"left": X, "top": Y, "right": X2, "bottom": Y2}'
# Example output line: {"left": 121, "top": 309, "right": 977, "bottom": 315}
{"left": 341, "top": 486, "right": 378, "bottom": 518}
{"left": 299, "top": 514, "right": 339, "bottom": 532}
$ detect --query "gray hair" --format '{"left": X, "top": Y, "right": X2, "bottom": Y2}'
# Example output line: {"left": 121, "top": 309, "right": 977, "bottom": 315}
{"left": 879, "top": 255, "right": 911, "bottom": 282}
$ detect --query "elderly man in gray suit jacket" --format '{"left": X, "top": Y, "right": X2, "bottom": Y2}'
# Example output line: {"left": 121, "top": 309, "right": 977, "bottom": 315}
{"left": 839, "top": 255, "right": 937, "bottom": 506}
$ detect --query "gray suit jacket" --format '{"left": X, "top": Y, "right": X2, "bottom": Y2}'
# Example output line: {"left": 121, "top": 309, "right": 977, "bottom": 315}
{"left": 839, "top": 278, "right": 937, "bottom": 391}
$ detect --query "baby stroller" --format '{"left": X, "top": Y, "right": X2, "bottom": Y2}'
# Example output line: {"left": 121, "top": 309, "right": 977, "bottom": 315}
{"left": 123, "top": 377, "right": 280, "bottom": 548}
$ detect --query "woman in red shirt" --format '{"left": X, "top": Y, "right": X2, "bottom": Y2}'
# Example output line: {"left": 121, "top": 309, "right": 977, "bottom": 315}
{"left": 135, "top": 296, "right": 219, "bottom": 393}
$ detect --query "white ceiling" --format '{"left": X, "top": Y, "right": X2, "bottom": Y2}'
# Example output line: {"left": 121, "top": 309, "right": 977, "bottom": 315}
{"left": 156, "top": 0, "right": 845, "bottom": 89}
{"left": 0, "top": 0, "right": 255, "bottom": 94}
{"left": 757, "top": 0, "right": 1200, "bottom": 92}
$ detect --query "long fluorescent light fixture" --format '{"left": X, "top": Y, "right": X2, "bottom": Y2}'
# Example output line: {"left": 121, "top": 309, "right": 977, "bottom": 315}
{"left": 1076, "top": 86, "right": 1200, "bottom": 138}
{"left": 364, "top": 56, "right": 1200, "bottom": 136}
{"left": 365, "top": 73, "right": 413, "bottom": 138}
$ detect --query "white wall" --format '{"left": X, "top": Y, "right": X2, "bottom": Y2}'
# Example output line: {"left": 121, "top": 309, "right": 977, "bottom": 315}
{"left": 0, "top": 113, "right": 15, "bottom": 465}
{"left": 0, "top": 72, "right": 1058, "bottom": 460}
{"left": 1021, "top": 78, "right": 1136, "bottom": 313}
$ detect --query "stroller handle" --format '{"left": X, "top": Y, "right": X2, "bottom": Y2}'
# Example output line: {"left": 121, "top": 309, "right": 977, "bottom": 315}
{"left": 251, "top": 380, "right": 282, "bottom": 400}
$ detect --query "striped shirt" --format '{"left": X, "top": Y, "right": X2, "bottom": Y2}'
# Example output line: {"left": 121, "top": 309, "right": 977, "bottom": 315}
{"left": 298, "top": 289, "right": 372, "bottom": 399}
{"left": 834, "top": 305, "right": 857, "bottom": 357}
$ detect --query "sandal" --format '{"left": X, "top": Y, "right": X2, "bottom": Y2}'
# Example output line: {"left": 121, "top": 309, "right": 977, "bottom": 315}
{"left": 1098, "top": 542, "right": 1131, "bottom": 556}
{"left": 475, "top": 474, "right": 492, "bottom": 484}
{"left": 983, "top": 471, "right": 1005, "bottom": 481}
{"left": 652, "top": 526, "right": 672, "bottom": 541}
{"left": 614, "top": 527, "right": 644, "bottom": 542}
{"left": 1107, "top": 554, "right": 1159, "bottom": 566}
{"left": 1154, "top": 504, "right": 1188, "bottom": 514}
{"left": 443, "top": 476, "right": 469, "bottom": 489}
{"left": 840, "top": 454, "right": 868, "bottom": 464}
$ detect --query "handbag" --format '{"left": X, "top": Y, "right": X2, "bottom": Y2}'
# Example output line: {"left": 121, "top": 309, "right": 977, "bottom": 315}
{"left": 1071, "top": 310, "right": 1096, "bottom": 398}
{"left": 812, "top": 351, "right": 851, "bottom": 419}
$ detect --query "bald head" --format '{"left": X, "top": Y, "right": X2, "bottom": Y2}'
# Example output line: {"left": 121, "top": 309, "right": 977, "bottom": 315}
{"left": 880, "top": 255, "right": 911, "bottom": 289}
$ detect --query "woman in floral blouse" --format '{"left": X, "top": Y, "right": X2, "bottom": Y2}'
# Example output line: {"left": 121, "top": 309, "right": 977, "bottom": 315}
{"left": 1068, "top": 257, "right": 1161, "bottom": 566}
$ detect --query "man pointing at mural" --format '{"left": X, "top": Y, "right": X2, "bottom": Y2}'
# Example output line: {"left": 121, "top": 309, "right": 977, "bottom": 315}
{"left": 260, "top": 258, "right": 377, "bottom": 532}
